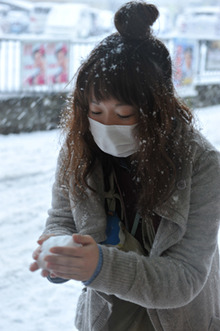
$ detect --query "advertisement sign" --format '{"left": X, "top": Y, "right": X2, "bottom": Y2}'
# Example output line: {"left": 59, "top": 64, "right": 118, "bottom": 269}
{"left": 173, "top": 39, "right": 197, "bottom": 87}
{"left": 47, "top": 42, "right": 69, "bottom": 84}
{"left": 22, "top": 42, "right": 46, "bottom": 86}
{"left": 22, "top": 42, "right": 69, "bottom": 87}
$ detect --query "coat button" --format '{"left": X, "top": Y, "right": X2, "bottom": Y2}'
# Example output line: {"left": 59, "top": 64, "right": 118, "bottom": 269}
{"left": 176, "top": 179, "right": 186, "bottom": 190}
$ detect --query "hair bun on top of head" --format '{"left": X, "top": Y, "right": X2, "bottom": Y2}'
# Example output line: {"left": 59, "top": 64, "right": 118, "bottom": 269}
{"left": 114, "top": 1, "right": 159, "bottom": 40}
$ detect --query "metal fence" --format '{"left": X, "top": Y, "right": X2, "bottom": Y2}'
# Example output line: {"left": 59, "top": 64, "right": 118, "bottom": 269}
{"left": 0, "top": 36, "right": 97, "bottom": 94}
{"left": 0, "top": 35, "right": 220, "bottom": 96}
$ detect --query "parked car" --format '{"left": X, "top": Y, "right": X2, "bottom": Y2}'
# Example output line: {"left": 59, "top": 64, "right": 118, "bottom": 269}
{"left": 0, "top": 0, "right": 31, "bottom": 11}
{"left": 175, "top": 7, "right": 220, "bottom": 36}
{"left": 0, "top": 3, "right": 9, "bottom": 16}
{"left": 29, "top": 2, "right": 54, "bottom": 34}
{"left": 45, "top": 4, "right": 92, "bottom": 39}
{"left": 45, "top": 3, "right": 113, "bottom": 39}
{"left": 0, "top": 4, "right": 10, "bottom": 33}
{"left": 89, "top": 8, "right": 114, "bottom": 37}
{"left": 0, "top": 0, "right": 31, "bottom": 34}
{"left": 152, "top": 7, "right": 173, "bottom": 35}
{"left": 3, "top": 9, "right": 29, "bottom": 34}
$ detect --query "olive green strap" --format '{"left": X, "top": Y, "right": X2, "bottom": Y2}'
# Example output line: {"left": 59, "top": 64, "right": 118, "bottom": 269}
{"left": 131, "top": 212, "right": 141, "bottom": 237}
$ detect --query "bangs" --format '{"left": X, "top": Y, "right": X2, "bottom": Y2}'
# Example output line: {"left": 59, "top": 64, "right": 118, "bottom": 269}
{"left": 76, "top": 33, "right": 170, "bottom": 111}
{"left": 87, "top": 59, "right": 136, "bottom": 105}
{"left": 80, "top": 36, "right": 145, "bottom": 106}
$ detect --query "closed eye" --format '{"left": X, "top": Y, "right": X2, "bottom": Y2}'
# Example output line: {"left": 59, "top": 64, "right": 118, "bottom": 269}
{"left": 91, "top": 111, "right": 102, "bottom": 115}
{"left": 117, "top": 114, "right": 134, "bottom": 119}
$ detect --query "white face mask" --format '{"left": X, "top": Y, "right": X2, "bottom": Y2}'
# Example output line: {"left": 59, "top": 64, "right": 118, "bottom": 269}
{"left": 88, "top": 117, "right": 139, "bottom": 157}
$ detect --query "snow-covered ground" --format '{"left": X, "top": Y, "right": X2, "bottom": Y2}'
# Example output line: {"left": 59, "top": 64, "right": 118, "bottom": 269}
{"left": 0, "top": 104, "right": 220, "bottom": 331}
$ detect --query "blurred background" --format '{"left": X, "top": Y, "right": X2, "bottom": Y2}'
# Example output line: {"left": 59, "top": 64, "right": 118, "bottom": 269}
{"left": 0, "top": 1, "right": 220, "bottom": 331}
{"left": 0, "top": 0, "right": 220, "bottom": 133}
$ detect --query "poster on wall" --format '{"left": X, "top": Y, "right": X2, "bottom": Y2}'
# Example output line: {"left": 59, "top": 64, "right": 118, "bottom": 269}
{"left": 205, "top": 40, "right": 220, "bottom": 71}
{"left": 22, "top": 42, "right": 70, "bottom": 87}
{"left": 173, "top": 39, "right": 197, "bottom": 87}
{"left": 46, "top": 42, "right": 69, "bottom": 84}
{"left": 22, "top": 42, "right": 46, "bottom": 86}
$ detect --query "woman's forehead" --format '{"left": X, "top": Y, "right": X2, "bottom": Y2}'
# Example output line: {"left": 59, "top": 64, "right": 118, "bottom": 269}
{"left": 88, "top": 86, "right": 129, "bottom": 104}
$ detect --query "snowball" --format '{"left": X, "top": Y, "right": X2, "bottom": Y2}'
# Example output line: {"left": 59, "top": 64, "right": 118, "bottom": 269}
{"left": 37, "top": 235, "right": 81, "bottom": 270}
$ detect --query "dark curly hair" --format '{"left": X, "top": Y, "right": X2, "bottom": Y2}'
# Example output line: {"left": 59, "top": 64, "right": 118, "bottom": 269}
{"left": 60, "top": 1, "right": 194, "bottom": 213}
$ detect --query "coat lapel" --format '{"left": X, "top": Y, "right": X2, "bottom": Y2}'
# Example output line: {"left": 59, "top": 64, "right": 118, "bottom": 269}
{"left": 150, "top": 177, "right": 191, "bottom": 257}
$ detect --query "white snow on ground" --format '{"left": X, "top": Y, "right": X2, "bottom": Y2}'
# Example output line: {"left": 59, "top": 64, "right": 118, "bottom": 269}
{"left": 0, "top": 104, "right": 220, "bottom": 331}
{"left": 194, "top": 105, "right": 220, "bottom": 150}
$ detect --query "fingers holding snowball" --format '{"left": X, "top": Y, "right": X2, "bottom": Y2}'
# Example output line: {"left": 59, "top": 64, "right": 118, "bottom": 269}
{"left": 36, "top": 235, "right": 83, "bottom": 273}
{"left": 32, "top": 246, "right": 41, "bottom": 260}
{"left": 45, "top": 243, "right": 99, "bottom": 280}
{"left": 30, "top": 234, "right": 99, "bottom": 282}
{"left": 29, "top": 261, "right": 40, "bottom": 272}
{"left": 44, "top": 253, "right": 81, "bottom": 269}
{"left": 29, "top": 246, "right": 42, "bottom": 271}
{"left": 44, "top": 263, "right": 80, "bottom": 279}
{"left": 37, "top": 233, "right": 55, "bottom": 245}
{"left": 30, "top": 234, "right": 56, "bottom": 273}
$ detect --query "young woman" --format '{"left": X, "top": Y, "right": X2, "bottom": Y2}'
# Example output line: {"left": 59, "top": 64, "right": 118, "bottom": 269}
{"left": 30, "top": 2, "right": 220, "bottom": 330}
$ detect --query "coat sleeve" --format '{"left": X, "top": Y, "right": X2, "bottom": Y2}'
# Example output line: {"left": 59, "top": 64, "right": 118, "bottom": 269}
{"left": 42, "top": 146, "right": 77, "bottom": 236}
{"left": 88, "top": 148, "right": 220, "bottom": 309}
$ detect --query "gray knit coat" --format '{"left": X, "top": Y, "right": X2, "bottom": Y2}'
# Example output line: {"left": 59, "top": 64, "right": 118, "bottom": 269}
{"left": 43, "top": 130, "right": 220, "bottom": 331}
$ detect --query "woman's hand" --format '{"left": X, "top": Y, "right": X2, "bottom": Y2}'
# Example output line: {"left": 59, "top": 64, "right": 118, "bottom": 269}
{"left": 43, "top": 234, "right": 99, "bottom": 282}
{"left": 29, "top": 234, "right": 55, "bottom": 277}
